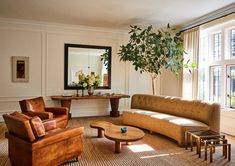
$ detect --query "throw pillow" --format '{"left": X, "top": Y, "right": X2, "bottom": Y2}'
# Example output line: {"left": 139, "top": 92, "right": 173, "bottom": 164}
{"left": 30, "top": 116, "right": 46, "bottom": 138}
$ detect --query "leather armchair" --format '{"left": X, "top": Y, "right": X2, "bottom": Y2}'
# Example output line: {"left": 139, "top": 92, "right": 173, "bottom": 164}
{"left": 3, "top": 112, "right": 84, "bottom": 166}
{"left": 19, "top": 96, "right": 68, "bottom": 128}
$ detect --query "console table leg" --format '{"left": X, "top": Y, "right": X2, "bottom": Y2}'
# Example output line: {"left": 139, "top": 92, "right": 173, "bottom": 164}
{"left": 110, "top": 98, "right": 120, "bottom": 117}
{"left": 115, "top": 141, "right": 121, "bottom": 153}
{"left": 60, "top": 100, "right": 72, "bottom": 119}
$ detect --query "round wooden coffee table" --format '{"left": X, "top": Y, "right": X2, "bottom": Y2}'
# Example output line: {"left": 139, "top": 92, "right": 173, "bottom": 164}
{"left": 90, "top": 121, "right": 145, "bottom": 153}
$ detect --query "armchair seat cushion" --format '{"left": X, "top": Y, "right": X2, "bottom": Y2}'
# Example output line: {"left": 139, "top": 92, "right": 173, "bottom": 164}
{"left": 53, "top": 115, "right": 68, "bottom": 122}
{"left": 46, "top": 128, "right": 63, "bottom": 135}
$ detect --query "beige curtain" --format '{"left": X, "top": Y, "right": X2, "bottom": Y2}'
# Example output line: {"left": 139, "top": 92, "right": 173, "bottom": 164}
{"left": 182, "top": 27, "right": 199, "bottom": 99}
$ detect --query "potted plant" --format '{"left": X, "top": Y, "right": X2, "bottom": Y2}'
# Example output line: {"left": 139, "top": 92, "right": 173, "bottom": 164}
{"left": 118, "top": 24, "right": 194, "bottom": 95}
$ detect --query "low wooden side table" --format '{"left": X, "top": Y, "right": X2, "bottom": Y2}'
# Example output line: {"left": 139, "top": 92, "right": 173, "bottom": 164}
{"left": 185, "top": 130, "right": 225, "bottom": 158}
{"left": 90, "top": 121, "right": 145, "bottom": 153}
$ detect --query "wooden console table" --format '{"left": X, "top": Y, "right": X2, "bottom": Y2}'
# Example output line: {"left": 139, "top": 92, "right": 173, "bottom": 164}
{"left": 51, "top": 94, "right": 130, "bottom": 118}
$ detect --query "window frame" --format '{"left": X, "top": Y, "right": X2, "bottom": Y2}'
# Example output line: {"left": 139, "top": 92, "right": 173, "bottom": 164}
{"left": 199, "top": 21, "right": 235, "bottom": 111}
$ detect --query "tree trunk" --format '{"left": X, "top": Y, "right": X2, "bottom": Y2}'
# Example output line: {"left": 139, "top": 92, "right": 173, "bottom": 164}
{"left": 151, "top": 76, "right": 156, "bottom": 95}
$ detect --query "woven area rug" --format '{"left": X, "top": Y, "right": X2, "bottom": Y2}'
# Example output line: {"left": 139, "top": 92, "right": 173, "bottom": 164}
{"left": 0, "top": 116, "right": 234, "bottom": 166}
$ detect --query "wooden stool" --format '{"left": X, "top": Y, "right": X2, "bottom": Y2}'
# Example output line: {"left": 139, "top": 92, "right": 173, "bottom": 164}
{"left": 185, "top": 130, "right": 225, "bottom": 158}
{"left": 204, "top": 138, "right": 227, "bottom": 160}
{"left": 208, "top": 140, "right": 231, "bottom": 163}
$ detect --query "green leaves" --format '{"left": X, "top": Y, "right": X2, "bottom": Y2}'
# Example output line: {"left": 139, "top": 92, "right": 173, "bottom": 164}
{"left": 118, "top": 24, "right": 190, "bottom": 76}
{"left": 100, "top": 49, "right": 110, "bottom": 70}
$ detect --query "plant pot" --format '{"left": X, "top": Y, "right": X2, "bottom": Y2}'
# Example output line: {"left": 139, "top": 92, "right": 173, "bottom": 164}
{"left": 88, "top": 86, "right": 94, "bottom": 96}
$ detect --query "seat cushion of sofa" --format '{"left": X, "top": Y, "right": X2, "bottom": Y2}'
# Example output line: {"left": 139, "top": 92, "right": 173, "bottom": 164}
{"left": 150, "top": 112, "right": 208, "bottom": 128}
{"left": 123, "top": 109, "right": 155, "bottom": 130}
{"left": 124, "top": 109, "right": 208, "bottom": 128}
{"left": 123, "top": 109, "right": 209, "bottom": 145}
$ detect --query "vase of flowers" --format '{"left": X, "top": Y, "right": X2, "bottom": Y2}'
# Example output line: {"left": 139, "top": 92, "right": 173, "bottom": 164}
{"left": 72, "top": 71, "right": 101, "bottom": 96}
{"left": 88, "top": 86, "right": 94, "bottom": 95}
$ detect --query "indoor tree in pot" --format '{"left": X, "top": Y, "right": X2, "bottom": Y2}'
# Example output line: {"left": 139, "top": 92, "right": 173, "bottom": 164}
{"left": 118, "top": 24, "right": 194, "bottom": 95}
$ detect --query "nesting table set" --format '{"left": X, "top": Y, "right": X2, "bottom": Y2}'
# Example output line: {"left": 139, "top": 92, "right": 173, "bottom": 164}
{"left": 185, "top": 130, "right": 231, "bottom": 163}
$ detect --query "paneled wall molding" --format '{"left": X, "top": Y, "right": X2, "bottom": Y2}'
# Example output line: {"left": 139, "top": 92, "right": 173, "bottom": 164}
{"left": 0, "top": 96, "right": 42, "bottom": 102}
{"left": 181, "top": 3, "right": 235, "bottom": 31}
{"left": 44, "top": 30, "right": 127, "bottom": 41}
{"left": 0, "top": 25, "right": 43, "bottom": 98}
{"left": 41, "top": 32, "right": 47, "bottom": 97}
{"left": 0, "top": 17, "right": 175, "bottom": 121}
{"left": 0, "top": 17, "right": 128, "bottom": 36}
{"left": 0, "top": 25, "right": 127, "bottom": 42}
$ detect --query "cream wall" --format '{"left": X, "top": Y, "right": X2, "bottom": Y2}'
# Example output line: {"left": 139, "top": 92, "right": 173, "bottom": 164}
{"left": 0, "top": 18, "right": 164, "bottom": 121}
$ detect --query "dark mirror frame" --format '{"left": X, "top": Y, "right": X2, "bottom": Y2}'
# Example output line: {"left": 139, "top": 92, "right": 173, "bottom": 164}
{"left": 64, "top": 43, "right": 112, "bottom": 90}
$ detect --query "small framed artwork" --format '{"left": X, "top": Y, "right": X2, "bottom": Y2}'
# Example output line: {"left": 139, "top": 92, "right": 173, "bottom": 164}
{"left": 12, "top": 56, "right": 29, "bottom": 82}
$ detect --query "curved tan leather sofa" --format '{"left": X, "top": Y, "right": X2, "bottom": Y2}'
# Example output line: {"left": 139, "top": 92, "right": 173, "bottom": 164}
{"left": 123, "top": 94, "right": 220, "bottom": 146}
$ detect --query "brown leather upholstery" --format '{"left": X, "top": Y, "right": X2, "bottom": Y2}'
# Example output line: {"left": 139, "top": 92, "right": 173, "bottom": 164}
{"left": 29, "top": 116, "right": 46, "bottom": 138}
{"left": 4, "top": 113, "right": 36, "bottom": 142}
{"left": 3, "top": 112, "right": 84, "bottom": 166}
{"left": 19, "top": 97, "right": 68, "bottom": 128}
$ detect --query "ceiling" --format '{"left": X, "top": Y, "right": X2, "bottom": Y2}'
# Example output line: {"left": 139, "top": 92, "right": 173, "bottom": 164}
{"left": 0, "top": 0, "right": 234, "bottom": 29}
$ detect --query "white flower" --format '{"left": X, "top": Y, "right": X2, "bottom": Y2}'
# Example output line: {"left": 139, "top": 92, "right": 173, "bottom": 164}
{"left": 74, "top": 71, "right": 101, "bottom": 89}
{"left": 82, "top": 82, "right": 87, "bottom": 88}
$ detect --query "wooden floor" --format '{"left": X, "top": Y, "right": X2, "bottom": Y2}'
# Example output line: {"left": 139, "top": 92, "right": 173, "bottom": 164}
{"left": 0, "top": 116, "right": 235, "bottom": 166}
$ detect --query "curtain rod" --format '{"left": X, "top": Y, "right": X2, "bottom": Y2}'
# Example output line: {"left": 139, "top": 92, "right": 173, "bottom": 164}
{"left": 180, "top": 11, "right": 235, "bottom": 33}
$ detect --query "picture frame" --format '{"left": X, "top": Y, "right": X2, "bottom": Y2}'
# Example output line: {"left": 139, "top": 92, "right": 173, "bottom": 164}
{"left": 12, "top": 56, "right": 29, "bottom": 82}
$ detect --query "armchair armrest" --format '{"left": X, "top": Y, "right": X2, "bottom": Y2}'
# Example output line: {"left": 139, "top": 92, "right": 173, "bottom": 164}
{"left": 42, "top": 119, "right": 57, "bottom": 131}
{"left": 32, "top": 127, "right": 84, "bottom": 150}
{"left": 23, "top": 112, "right": 53, "bottom": 120}
{"left": 45, "top": 107, "right": 68, "bottom": 115}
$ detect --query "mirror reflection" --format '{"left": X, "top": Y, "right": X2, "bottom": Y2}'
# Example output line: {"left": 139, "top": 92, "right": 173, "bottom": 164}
{"left": 64, "top": 44, "right": 111, "bottom": 89}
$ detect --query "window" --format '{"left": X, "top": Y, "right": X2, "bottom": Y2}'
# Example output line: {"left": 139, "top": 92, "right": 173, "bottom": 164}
{"left": 231, "top": 29, "right": 235, "bottom": 57}
{"left": 198, "top": 68, "right": 206, "bottom": 100}
{"left": 227, "top": 65, "right": 235, "bottom": 108}
{"left": 213, "top": 32, "right": 222, "bottom": 60}
{"left": 210, "top": 66, "right": 221, "bottom": 103}
{"left": 199, "top": 21, "right": 235, "bottom": 110}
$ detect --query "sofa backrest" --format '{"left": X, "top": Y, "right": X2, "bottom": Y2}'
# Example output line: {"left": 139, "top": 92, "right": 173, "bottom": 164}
{"left": 131, "top": 94, "right": 220, "bottom": 132}
{"left": 3, "top": 113, "right": 36, "bottom": 142}
{"left": 19, "top": 96, "right": 45, "bottom": 113}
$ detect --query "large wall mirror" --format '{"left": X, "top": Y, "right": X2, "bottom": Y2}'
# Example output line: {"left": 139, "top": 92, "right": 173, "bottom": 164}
{"left": 64, "top": 44, "right": 111, "bottom": 89}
